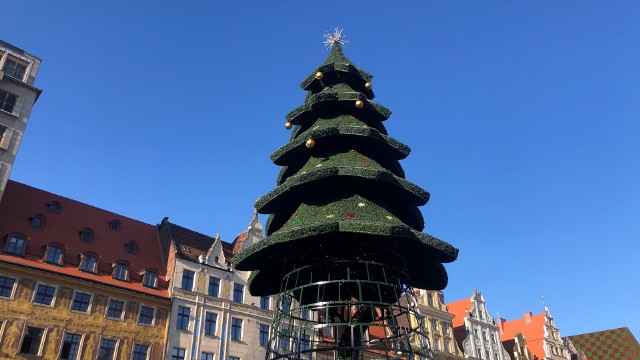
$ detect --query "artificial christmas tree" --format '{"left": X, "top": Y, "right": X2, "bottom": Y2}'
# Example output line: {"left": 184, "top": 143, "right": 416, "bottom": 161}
{"left": 234, "top": 30, "right": 458, "bottom": 360}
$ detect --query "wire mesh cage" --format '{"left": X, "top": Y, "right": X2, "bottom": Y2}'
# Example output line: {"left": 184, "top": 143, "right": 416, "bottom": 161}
{"left": 266, "top": 259, "right": 434, "bottom": 360}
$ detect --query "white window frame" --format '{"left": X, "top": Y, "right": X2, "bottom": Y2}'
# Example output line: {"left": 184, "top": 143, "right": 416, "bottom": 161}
{"left": 69, "top": 289, "right": 94, "bottom": 314}
{"left": 181, "top": 268, "right": 196, "bottom": 291}
{"left": 95, "top": 336, "right": 120, "bottom": 360}
{"left": 0, "top": 272, "right": 18, "bottom": 300}
{"left": 18, "top": 324, "right": 48, "bottom": 356}
{"left": 137, "top": 304, "right": 156, "bottom": 327}
{"left": 175, "top": 305, "right": 192, "bottom": 332}
{"left": 31, "top": 281, "right": 58, "bottom": 307}
{"left": 203, "top": 311, "right": 218, "bottom": 337}
{"left": 0, "top": 318, "right": 7, "bottom": 344}
{"left": 230, "top": 317, "right": 243, "bottom": 341}
{"left": 131, "top": 342, "right": 151, "bottom": 360}
{"left": 104, "top": 297, "right": 126, "bottom": 321}
{"left": 58, "top": 330, "right": 85, "bottom": 360}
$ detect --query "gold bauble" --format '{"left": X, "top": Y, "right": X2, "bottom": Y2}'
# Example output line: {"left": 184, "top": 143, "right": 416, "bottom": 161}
{"left": 355, "top": 100, "right": 364, "bottom": 108}
{"left": 315, "top": 71, "right": 324, "bottom": 80}
{"left": 364, "top": 82, "right": 372, "bottom": 90}
{"left": 285, "top": 122, "right": 292, "bottom": 129}
{"left": 305, "top": 138, "right": 316, "bottom": 148}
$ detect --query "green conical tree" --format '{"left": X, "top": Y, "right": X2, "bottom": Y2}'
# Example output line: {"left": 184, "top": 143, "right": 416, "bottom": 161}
{"left": 233, "top": 42, "right": 457, "bottom": 299}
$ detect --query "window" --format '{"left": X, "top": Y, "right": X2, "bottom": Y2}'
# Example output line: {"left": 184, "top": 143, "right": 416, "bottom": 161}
{"left": 260, "top": 324, "right": 269, "bottom": 346}
{"left": 113, "top": 263, "right": 128, "bottom": 281}
{"left": 433, "top": 338, "right": 439, "bottom": 351}
{"left": 143, "top": 271, "right": 157, "bottom": 288}
{"left": 229, "top": 357, "right": 240, "bottom": 360}
{"left": 30, "top": 215, "right": 44, "bottom": 229}
{"left": 45, "top": 245, "right": 64, "bottom": 264}
{"left": 427, "top": 293, "right": 434, "bottom": 306}
{"left": 138, "top": 306, "right": 155, "bottom": 325}
{"left": 48, "top": 201, "right": 61, "bottom": 213}
{"left": 431, "top": 319, "right": 438, "bottom": 331}
{"left": 98, "top": 338, "right": 117, "bottom": 360}
{"left": 60, "top": 332, "right": 82, "bottom": 360}
{"left": 204, "top": 312, "right": 217, "bottom": 336}
{"left": 181, "top": 270, "right": 194, "bottom": 291}
{"left": 33, "top": 283, "right": 56, "bottom": 305}
{"left": 208, "top": 276, "right": 219, "bottom": 297}
{"left": 5, "top": 236, "right": 25, "bottom": 255}
{"left": 231, "top": 318, "right": 242, "bottom": 340}
{"left": 278, "top": 336, "right": 289, "bottom": 351}
{"left": 177, "top": 306, "right": 190, "bottom": 330}
{"left": 300, "top": 334, "right": 310, "bottom": 352}
{"left": 233, "top": 283, "right": 244, "bottom": 303}
{"left": 80, "top": 255, "right": 97, "bottom": 273}
{"left": 0, "top": 89, "right": 17, "bottom": 113}
{"left": 106, "top": 299, "right": 124, "bottom": 319}
{"left": 442, "top": 322, "right": 448, "bottom": 334}
{"left": 171, "top": 347, "right": 186, "bottom": 360}
{"left": 19, "top": 326, "right": 45, "bottom": 355}
{"left": 3, "top": 58, "right": 27, "bottom": 81}
{"left": 301, "top": 308, "right": 309, "bottom": 320}
{"left": 444, "top": 339, "right": 450, "bottom": 353}
{"left": 71, "top": 291, "right": 92, "bottom": 313}
{"left": 260, "top": 296, "right": 269, "bottom": 310}
{"left": 124, "top": 241, "right": 137, "bottom": 254}
{"left": 132, "top": 343, "right": 149, "bottom": 360}
{"left": 108, "top": 220, "right": 120, "bottom": 231}
{"left": 0, "top": 275, "right": 16, "bottom": 298}
{"left": 201, "top": 353, "right": 214, "bottom": 360}
{"left": 320, "top": 326, "right": 332, "bottom": 337}
{"left": 79, "top": 228, "right": 93, "bottom": 242}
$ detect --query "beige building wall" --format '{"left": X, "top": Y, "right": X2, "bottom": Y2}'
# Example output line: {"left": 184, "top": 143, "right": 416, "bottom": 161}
{"left": 0, "top": 40, "right": 42, "bottom": 204}
{"left": 414, "top": 290, "right": 465, "bottom": 360}
{"left": 166, "top": 257, "right": 275, "bottom": 360}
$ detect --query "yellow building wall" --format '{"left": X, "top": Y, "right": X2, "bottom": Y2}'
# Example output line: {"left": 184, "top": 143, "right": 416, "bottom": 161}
{"left": 0, "top": 264, "right": 170, "bottom": 359}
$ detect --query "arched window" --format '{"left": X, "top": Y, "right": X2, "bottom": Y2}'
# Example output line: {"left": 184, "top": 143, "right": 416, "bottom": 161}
{"left": 79, "top": 228, "right": 93, "bottom": 242}
{"left": 112, "top": 262, "right": 128, "bottom": 281}
{"left": 79, "top": 254, "right": 98, "bottom": 273}
{"left": 44, "top": 245, "right": 64, "bottom": 265}
{"left": 108, "top": 220, "right": 121, "bottom": 231}
{"left": 143, "top": 271, "right": 157, "bottom": 288}
{"left": 30, "top": 215, "right": 45, "bottom": 229}
{"left": 124, "top": 241, "right": 137, "bottom": 254}
{"left": 4, "top": 236, "right": 26, "bottom": 256}
{"left": 47, "top": 201, "right": 62, "bottom": 213}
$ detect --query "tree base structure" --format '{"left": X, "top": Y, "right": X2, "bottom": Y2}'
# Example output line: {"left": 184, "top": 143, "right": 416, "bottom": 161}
{"left": 267, "top": 259, "right": 434, "bottom": 360}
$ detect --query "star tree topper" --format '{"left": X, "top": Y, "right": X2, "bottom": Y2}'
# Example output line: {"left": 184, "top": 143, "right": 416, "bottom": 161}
{"left": 323, "top": 27, "right": 349, "bottom": 48}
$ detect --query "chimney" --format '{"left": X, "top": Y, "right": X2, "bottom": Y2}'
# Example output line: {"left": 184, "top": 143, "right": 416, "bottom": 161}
{"left": 498, "top": 318, "right": 506, "bottom": 334}
{"left": 525, "top": 311, "right": 533, "bottom": 324}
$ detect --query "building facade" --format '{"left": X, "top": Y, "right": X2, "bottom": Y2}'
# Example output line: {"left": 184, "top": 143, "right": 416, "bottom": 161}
{"left": 0, "top": 40, "right": 42, "bottom": 203}
{"left": 448, "top": 289, "right": 511, "bottom": 360}
{"left": 0, "top": 180, "right": 171, "bottom": 359}
{"left": 413, "top": 289, "right": 465, "bottom": 360}
{"left": 160, "top": 213, "right": 276, "bottom": 360}
{"left": 498, "top": 307, "right": 575, "bottom": 360}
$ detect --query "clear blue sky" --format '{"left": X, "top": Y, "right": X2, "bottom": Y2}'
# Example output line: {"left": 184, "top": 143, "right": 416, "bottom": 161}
{"left": 4, "top": 1, "right": 639, "bottom": 337}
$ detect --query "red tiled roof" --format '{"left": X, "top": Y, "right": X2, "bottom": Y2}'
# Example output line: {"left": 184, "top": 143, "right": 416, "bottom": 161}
{"left": 0, "top": 180, "right": 169, "bottom": 298}
{"left": 567, "top": 327, "right": 640, "bottom": 360}
{"left": 499, "top": 312, "right": 546, "bottom": 360}
{"left": 447, "top": 297, "right": 471, "bottom": 328}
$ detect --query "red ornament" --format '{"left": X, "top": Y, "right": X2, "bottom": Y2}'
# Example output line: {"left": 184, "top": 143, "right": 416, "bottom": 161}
{"left": 345, "top": 213, "right": 356, "bottom": 218}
